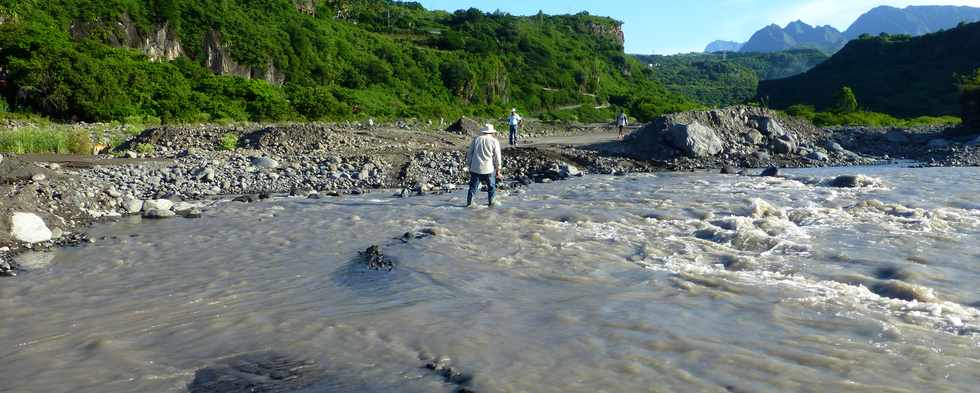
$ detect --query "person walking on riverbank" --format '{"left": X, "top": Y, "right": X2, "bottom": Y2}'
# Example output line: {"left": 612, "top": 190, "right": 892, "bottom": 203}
{"left": 508, "top": 108, "right": 522, "bottom": 146}
{"left": 466, "top": 124, "right": 503, "bottom": 207}
{"left": 617, "top": 111, "right": 629, "bottom": 140}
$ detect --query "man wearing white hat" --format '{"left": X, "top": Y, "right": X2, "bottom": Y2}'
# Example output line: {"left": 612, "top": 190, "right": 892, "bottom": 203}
{"left": 508, "top": 108, "right": 522, "bottom": 146}
{"left": 466, "top": 124, "right": 503, "bottom": 207}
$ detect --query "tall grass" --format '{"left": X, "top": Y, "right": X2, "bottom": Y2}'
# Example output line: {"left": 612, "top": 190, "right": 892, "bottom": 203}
{"left": 0, "top": 128, "right": 93, "bottom": 154}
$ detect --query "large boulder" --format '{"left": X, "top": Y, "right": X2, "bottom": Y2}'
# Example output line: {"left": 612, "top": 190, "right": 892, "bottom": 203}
{"left": 9, "top": 212, "right": 53, "bottom": 243}
{"left": 446, "top": 117, "right": 482, "bottom": 135}
{"left": 759, "top": 118, "right": 787, "bottom": 138}
{"left": 771, "top": 135, "right": 799, "bottom": 154}
{"left": 665, "top": 122, "right": 724, "bottom": 157}
{"left": 143, "top": 199, "right": 174, "bottom": 211}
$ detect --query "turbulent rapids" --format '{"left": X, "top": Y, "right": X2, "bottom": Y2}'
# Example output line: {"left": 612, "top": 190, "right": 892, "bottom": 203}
{"left": 1, "top": 166, "right": 979, "bottom": 393}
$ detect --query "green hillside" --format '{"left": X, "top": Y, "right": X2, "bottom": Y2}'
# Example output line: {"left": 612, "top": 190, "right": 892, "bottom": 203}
{"left": 633, "top": 50, "right": 827, "bottom": 107}
{"left": 0, "top": 0, "right": 697, "bottom": 123}
{"left": 757, "top": 22, "right": 980, "bottom": 118}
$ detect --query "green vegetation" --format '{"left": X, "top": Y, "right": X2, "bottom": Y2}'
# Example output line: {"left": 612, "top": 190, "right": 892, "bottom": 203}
{"left": 0, "top": 1, "right": 697, "bottom": 125}
{"left": 632, "top": 50, "right": 827, "bottom": 107}
{"left": 958, "top": 69, "right": 980, "bottom": 129}
{"left": 0, "top": 128, "right": 92, "bottom": 154}
{"left": 833, "top": 86, "right": 859, "bottom": 114}
{"left": 758, "top": 24, "right": 980, "bottom": 118}
{"left": 135, "top": 142, "right": 155, "bottom": 154}
{"left": 219, "top": 132, "right": 239, "bottom": 151}
{"left": 785, "top": 105, "right": 961, "bottom": 127}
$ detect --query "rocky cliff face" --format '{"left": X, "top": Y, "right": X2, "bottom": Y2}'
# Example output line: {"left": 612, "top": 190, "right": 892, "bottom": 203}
{"left": 587, "top": 22, "right": 625, "bottom": 47}
{"left": 70, "top": 13, "right": 184, "bottom": 61}
{"left": 203, "top": 30, "right": 285, "bottom": 86}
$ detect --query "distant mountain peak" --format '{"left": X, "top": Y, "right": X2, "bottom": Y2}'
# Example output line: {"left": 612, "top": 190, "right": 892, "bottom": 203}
{"left": 844, "top": 4, "right": 980, "bottom": 39}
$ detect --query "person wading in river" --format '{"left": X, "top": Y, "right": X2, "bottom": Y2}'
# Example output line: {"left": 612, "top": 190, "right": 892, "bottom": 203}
{"left": 617, "top": 111, "right": 629, "bottom": 140}
{"left": 508, "top": 108, "right": 523, "bottom": 146}
{"left": 466, "top": 124, "right": 503, "bottom": 207}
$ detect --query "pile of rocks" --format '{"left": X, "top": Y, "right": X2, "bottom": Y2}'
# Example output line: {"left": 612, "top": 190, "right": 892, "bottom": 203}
{"left": 628, "top": 106, "right": 870, "bottom": 170}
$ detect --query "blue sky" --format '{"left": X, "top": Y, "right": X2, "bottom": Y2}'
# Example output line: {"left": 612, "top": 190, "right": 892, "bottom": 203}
{"left": 416, "top": 0, "right": 980, "bottom": 54}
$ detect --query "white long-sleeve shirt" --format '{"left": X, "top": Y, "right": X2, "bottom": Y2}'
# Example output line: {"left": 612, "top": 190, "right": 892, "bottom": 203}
{"left": 467, "top": 134, "right": 502, "bottom": 175}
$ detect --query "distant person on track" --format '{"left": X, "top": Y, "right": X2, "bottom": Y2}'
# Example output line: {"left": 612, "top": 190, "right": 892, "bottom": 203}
{"left": 466, "top": 124, "right": 503, "bottom": 207}
{"left": 508, "top": 108, "right": 523, "bottom": 146}
{"left": 617, "top": 111, "right": 629, "bottom": 140}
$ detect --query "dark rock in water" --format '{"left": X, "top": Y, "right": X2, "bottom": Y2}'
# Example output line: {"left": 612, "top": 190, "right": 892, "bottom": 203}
{"left": 183, "top": 208, "right": 203, "bottom": 219}
{"left": 258, "top": 193, "right": 272, "bottom": 200}
{"left": 720, "top": 165, "right": 738, "bottom": 175}
{"left": 232, "top": 195, "right": 255, "bottom": 203}
{"left": 871, "top": 280, "right": 936, "bottom": 302}
{"left": 187, "top": 352, "right": 320, "bottom": 393}
{"left": 760, "top": 167, "right": 780, "bottom": 177}
{"left": 875, "top": 266, "right": 914, "bottom": 281}
{"left": 829, "top": 175, "right": 863, "bottom": 188}
{"left": 360, "top": 245, "right": 395, "bottom": 271}
{"left": 424, "top": 358, "right": 475, "bottom": 390}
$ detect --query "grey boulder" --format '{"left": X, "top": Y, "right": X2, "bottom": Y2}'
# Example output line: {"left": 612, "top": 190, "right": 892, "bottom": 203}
{"left": 666, "top": 122, "right": 723, "bottom": 157}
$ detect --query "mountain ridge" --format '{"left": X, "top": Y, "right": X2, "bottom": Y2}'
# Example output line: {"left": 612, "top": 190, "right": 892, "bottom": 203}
{"left": 757, "top": 21, "right": 980, "bottom": 118}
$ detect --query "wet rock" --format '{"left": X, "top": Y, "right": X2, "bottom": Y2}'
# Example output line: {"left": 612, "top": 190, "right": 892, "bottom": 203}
{"left": 143, "top": 199, "right": 175, "bottom": 211}
{"left": 760, "top": 167, "right": 780, "bottom": 177}
{"left": 31, "top": 173, "right": 47, "bottom": 182}
{"left": 559, "top": 163, "right": 582, "bottom": 178}
{"left": 829, "top": 175, "right": 878, "bottom": 188}
{"left": 121, "top": 197, "right": 144, "bottom": 214}
{"left": 232, "top": 195, "right": 256, "bottom": 203}
{"left": 142, "top": 208, "right": 177, "bottom": 219}
{"left": 425, "top": 357, "right": 474, "bottom": 388}
{"left": 183, "top": 208, "right": 203, "bottom": 219}
{"left": 666, "top": 122, "right": 723, "bottom": 157}
{"left": 875, "top": 266, "right": 915, "bottom": 281}
{"left": 871, "top": 280, "right": 937, "bottom": 302}
{"left": 745, "top": 129, "right": 764, "bottom": 145}
{"left": 187, "top": 352, "right": 320, "bottom": 393}
{"left": 720, "top": 165, "right": 738, "bottom": 174}
{"left": 360, "top": 245, "right": 395, "bottom": 271}
{"left": 9, "top": 212, "right": 53, "bottom": 243}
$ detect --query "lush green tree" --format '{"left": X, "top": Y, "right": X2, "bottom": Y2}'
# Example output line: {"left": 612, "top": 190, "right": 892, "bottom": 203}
{"left": 833, "top": 86, "right": 859, "bottom": 114}
{"left": 958, "top": 69, "right": 980, "bottom": 129}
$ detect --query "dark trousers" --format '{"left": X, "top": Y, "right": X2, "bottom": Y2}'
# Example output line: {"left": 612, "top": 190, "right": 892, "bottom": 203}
{"left": 467, "top": 172, "right": 496, "bottom": 206}
{"left": 509, "top": 125, "right": 518, "bottom": 145}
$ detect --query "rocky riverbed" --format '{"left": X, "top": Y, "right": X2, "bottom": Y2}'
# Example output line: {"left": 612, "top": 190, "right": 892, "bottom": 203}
{"left": 2, "top": 108, "right": 978, "bottom": 275}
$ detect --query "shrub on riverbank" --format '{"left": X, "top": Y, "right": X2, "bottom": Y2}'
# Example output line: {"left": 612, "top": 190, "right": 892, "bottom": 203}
{"left": 784, "top": 105, "right": 961, "bottom": 127}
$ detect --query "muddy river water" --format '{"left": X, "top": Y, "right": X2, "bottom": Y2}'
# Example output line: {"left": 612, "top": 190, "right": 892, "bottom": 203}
{"left": 1, "top": 166, "right": 978, "bottom": 392}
